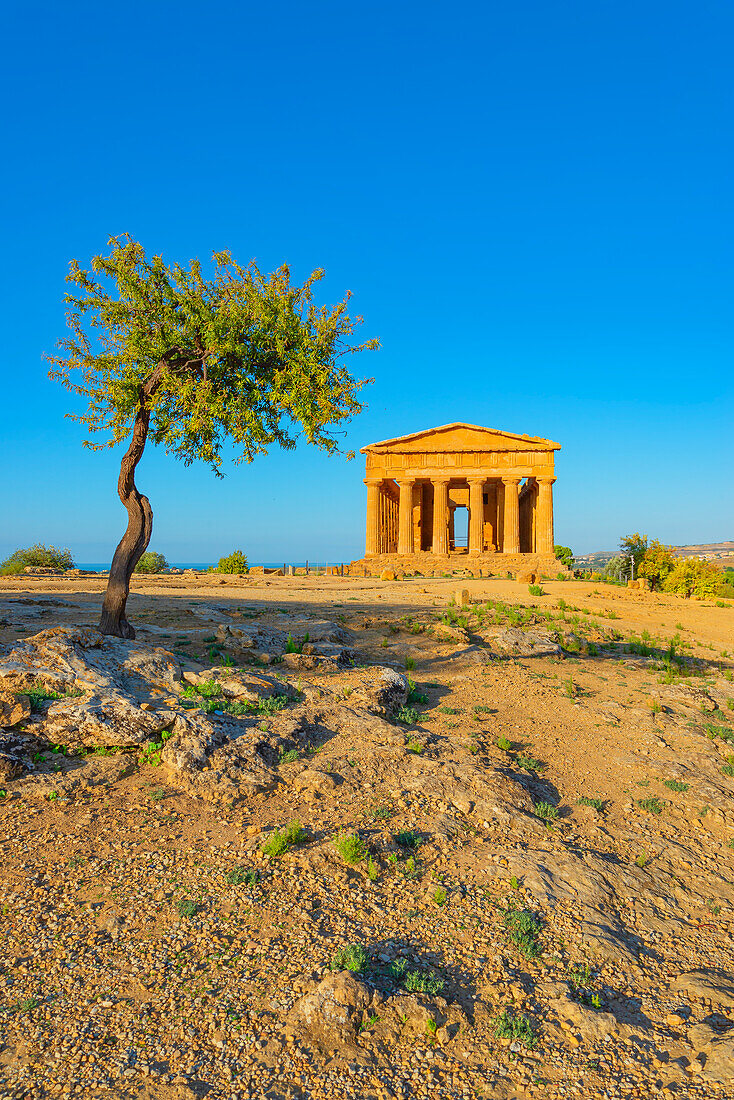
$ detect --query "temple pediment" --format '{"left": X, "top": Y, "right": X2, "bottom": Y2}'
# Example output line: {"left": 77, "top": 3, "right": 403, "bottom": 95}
{"left": 362, "top": 422, "right": 560, "bottom": 454}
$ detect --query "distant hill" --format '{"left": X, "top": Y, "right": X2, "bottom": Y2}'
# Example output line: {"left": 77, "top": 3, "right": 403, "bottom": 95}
{"left": 575, "top": 542, "right": 734, "bottom": 569}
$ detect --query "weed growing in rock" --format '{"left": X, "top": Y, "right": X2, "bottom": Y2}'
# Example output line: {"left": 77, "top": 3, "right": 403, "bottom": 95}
{"left": 534, "top": 801, "right": 559, "bottom": 822}
{"left": 405, "top": 737, "right": 423, "bottom": 754}
{"left": 497, "top": 735, "right": 512, "bottom": 751}
{"left": 367, "top": 857, "right": 379, "bottom": 881}
{"left": 493, "top": 1008, "right": 536, "bottom": 1048}
{"left": 432, "top": 886, "right": 447, "bottom": 906}
{"left": 502, "top": 905, "right": 542, "bottom": 958}
{"left": 394, "top": 829, "right": 421, "bottom": 851}
{"left": 224, "top": 867, "right": 260, "bottom": 886}
{"left": 262, "top": 821, "right": 307, "bottom": 858}
{"left": 638, "top": 797, "right": 664, "bottom": 815}
{"left": 278, "top": 748, "right": 298, "bottom": 765}
{"left": 388, "top": 957, "right": 445, "bottom": 994}
{"left": 331, "top": 943, "right": 368, "bottom": 973}
{"left": 663, "top": 778, "right": 689, "bottom": 793}
{"left": 396, "top": 704, "right": 420, "bottom": 726}
{"left": 176, "top": 898, "right": 199, "bottom": 918}
{"left": 517, "top": 753, "right": 545, "bottom": 772}
{"left": 334, "top": 831, "right": 367, "bottom": 864}
{"left": 406, "top": 678, "right": 428, "bottom": 705}
{"left": 577, "top": 795, "right": 605, "bottom": 811}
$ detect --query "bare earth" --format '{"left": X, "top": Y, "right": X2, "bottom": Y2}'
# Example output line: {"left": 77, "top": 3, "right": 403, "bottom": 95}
{"left": 1, "top": 571, "right": 733, "bottom": 1100}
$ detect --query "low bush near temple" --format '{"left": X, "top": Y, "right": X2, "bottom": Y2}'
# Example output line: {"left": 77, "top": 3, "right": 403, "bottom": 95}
{"left": 0, "top": 544, "right": 74, "bottom": 575}
{"left": 217, "top": 550, "right": 249, "bottom": 574}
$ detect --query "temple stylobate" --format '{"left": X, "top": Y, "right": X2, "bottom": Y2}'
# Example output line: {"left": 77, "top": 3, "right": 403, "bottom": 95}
{"left": 349, "top": 423, "right": 561, "bottom": 574}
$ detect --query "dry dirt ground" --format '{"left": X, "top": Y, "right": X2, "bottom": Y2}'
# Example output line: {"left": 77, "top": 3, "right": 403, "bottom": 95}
{"left": 1, "top": 572, "right": 733, "bottom": 1100}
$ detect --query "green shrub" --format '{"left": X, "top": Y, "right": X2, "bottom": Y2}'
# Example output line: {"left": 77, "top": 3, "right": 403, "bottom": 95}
{"left": 502, "top": 905, "right": 542, "bottom": 958}
{"left": 528, "top": 584, "right": 544, "bottom": 596}
{"left": 216, "top": 550, "right": 249, "bottom": 574}
{"left": 134, "top": 550, "right": 168, "bottom": 573}
{"left": 493, "top": 1008, "right": 536, "bottom": 1048}
{"left": 333, "top": 831, "right": 367, "bottom": 864}
{"left": 554, "top": 546, "right": 574, "bottom": 570}
{"left": 331, "top": 943, "right": 368, "bottom": 972}
{"left": 0, "top": 544, "right": 74, "bottom": 575}
{"left": 262, "top": 821, "right": 307, "bottom": 858}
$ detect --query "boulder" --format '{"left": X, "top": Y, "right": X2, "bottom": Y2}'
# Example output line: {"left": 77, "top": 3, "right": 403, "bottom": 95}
{"left": 287, "top": 971, "right": 371, "bottom": 1046}
{"left": 350, "top": 667, "right": 408, "bottom": 717}
{"left": 0, "top": 692, "right": 31, "bottom": 728}
{"left": 380, "top": 570, "right": 396, "bottom": 581}
{"left": 0, "top": 753, "right": 22, "bottom": 782}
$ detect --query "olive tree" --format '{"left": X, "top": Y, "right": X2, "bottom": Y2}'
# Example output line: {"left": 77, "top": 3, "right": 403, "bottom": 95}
{"left": 48, "top": 235, "right": 377, "bottom": 638}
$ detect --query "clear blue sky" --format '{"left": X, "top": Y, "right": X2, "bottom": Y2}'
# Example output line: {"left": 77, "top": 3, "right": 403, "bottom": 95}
{"left": 1, "top": 0, "right": 732, "bottom": 564}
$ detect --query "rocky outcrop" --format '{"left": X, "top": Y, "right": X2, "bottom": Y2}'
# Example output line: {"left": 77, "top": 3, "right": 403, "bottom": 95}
{"left": 0, "top": 692, "right": 31, "bottom": 728}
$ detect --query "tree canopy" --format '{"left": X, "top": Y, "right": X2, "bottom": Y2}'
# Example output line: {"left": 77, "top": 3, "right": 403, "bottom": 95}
{"left": 48, "top": 234, "right": 378, "bottom": 472}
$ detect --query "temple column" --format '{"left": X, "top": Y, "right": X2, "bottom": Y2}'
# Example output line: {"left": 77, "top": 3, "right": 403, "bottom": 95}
{"left": 397, "top": 478, "right": 414, "bottom": 555}
{"left": 365, "top": 479, "right": 382, "bottom": 556}
{"left": 468, "top": 477, "right": 485, "bottom": 554}
{"left": 432, "top": 478, "right": 449, "bottom": 554}
{"left": 536, "top": 476, "right": 555, "bottom": 553}
{"left": 502, "top": 476, "right": 520, "bottom": 554}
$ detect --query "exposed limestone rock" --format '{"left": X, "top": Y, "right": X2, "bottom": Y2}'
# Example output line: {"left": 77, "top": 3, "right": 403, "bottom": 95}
{"left": 0, "top": 692, "right": 31, "bottom": 728}
{"left": 486, "top": 627, "right": 562, "bottom": 658}
{"left": 287, "top": 971, "right": 371, "bottom": 1049}
{"left": 672, "top": 968, "right": 734, "bottom": 1009}
{"left": 0, "top": 752, "right": 23, "bottom": 782}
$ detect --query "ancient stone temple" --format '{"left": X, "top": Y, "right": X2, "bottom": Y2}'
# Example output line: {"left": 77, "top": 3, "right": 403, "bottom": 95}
{"left": 349, "top": 423, "right": 561, "bottom": 575}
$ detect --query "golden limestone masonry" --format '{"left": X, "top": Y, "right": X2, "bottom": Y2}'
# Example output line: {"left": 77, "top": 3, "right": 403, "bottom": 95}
{"left": 350, "top": 422, "right": 561, "bottom": 575}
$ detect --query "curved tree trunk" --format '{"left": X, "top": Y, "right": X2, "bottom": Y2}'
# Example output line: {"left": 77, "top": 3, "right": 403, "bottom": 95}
{"left": 99, "top": 368, "right": 162, "bottom": 638}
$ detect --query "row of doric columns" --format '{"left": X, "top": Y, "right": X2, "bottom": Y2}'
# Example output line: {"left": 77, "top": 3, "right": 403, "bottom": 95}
{"left": 365, "top": 475, "right": 554, "bottom": 555}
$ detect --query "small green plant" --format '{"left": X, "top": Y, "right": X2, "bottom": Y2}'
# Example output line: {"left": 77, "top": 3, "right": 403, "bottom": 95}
{"left": 638, "top": 797, "right": 664, "bottom": 815}
{"left": 387, "top": 957, "right": 445, "bottom": 994}
{"left": 262, "top": 821, "right": 307, "bottom": 858}
{"left": 405, "top": 656, "right": 415, "bottom": 671}
{"left": 432, "top": 886, "right": 447, "bottom": 907}
{"left": 331, "top": 943, "right": 368, "bottom": 972}
{"left": 394, "top": 829, "right": 421, "bottom": 851}
{"left": 528, "top": 584, "right": 544, "bottom": 596}
{"left": 365, "top": 802, "right": 393, "bottom": 822}
{"left": 721, "top": 757, "right": 734, "bottom": 778}
{"left": 225, "top": 867, "right": 259, "bottom": 886}
{"left": 510, "top": 875, "right": 520, "bottom": 890}
{"left": 663, "top": 778, "right": 689, "bottom": 793}
{"left": 367, "top": 856, "right": 379, "bottom": 881}
{"left": 577, "top": 796, "right": 605, "bottom": 812}
{"left": 405, "top": 737, "right": 423, "bottom": 754}
{"left": 497, "top": 735, "right": 512, "bottom": 751}
{"left": 396, "top": 704, "right": 420, "bottom": 726}
{"left": 493, "top": 1008, "right": 536, "bottom": 1048}
{"left": 406, "top": 677, "right": 428, "bottom": 705}
{"left": 502, "top": 904, "right": 542, "bottom": 958}
{"left": 278, "top": 748, "right": 298, "bottom": 765}
{"left": 334, "top": 831, "right": 367, "bottom": 864}
{"left": 635, "top": 852, "right": 648, "bottom": 868}
{"left": 517, "top": 753, "right": 544, "bottom": 772}
{"left": 568, "top": 962, "right": 592, "bottom": 990}
{"left": 564, "top": 677, "right": 575, "bottom": 697}
{"left": 534, "top": 800, "right": 559, "bottom": 822}
{"left": 176, "top": 898, "right": 199, "bottom": 918}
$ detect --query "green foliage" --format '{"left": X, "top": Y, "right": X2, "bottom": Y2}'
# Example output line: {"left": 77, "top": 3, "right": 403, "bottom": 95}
{"left": 331, "top": 943, "right": 368, "bottom": 973}
{"left": 497, "top": 735, "right": 512, "bottom": 751}
{"left": 638, "top": 796, "right": 664, "bottom": 815}
{"left": 333, "top": 831, "right": 367, "bottom": 864}
{"left": 554, "top": 546, "right": 574, "bottom": 570}
{"left": 493, "top": 1008, "right": 536, "bottom": 1048}
{"left": 175, "top": 898, "right": 199, "bottom": 918}
{"left": 620, "top": 533, "right": 648, "bottom": 574}
{"left": 387, "top": 957, "right": 445, "bottom": 994}
{"left": 502, "top": 905, "right": 542, "bottom": 958}
{"left": 577, "top": 795, "right": 605, "bottom": 812}
{"left": 664, "top": 558, "right": 722, "bottom": 599}
{"left": 638, "top": 540, "right": 675, "bottom": 591}
{"left": 528, "top": 584, "right": 545, "bottom": 596}
{"left": 394, "top": 829, "right": 421, "bottom": 850}
{"left": 278, "top": 748, "right": 298, "bottom": 765}
{"left": 534, "top": 800, "right": 559, "bottom": 822}
{"left": 217, "top": 550, "right": 249, "bottom": 574}
{"left": 663, "top": 778, "right": 689, "bottom": 793}
{"left": 0, "top": 544, "right": 74, "bottom": 575}
{"left": 396, "top": 704, "right": 420, "bottom": 726}
{"left": 517, "top": 753, "right": 544, "bottom": 772}
{"left": 48, "top": 235, "right": 378, "bottom": 470}
{"left": 134, "top": 550, "right": 168, "bottom": 573}
{"left": 262, "top": 821, "right": 307, "bottom": 858}
{"left": 224, "top": 867, "right": 259, "bottom": 886}
{"left": 432, "top": 886, "right": 448, "bottom": 907}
